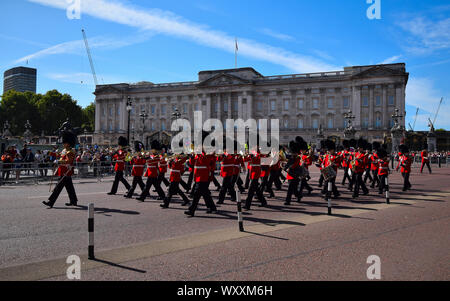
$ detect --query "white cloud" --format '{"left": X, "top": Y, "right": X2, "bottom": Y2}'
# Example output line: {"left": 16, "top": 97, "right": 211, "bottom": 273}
{"left": 380, "top": 55, "right": 402, "bottom": 64}
{"left": 406, "top": 77, "right": 449, "bottom": 130}
{"left": 259, "top": 28, "right": 295, "bottom": 42}
{"left": 397, "top": 16, "right": 450, "bottom": 55}
{"left": 14, "top": 34, "right": 152, "bottom": 64}
{"left": 28, "top": 0, "right": 339, "bottom": 73}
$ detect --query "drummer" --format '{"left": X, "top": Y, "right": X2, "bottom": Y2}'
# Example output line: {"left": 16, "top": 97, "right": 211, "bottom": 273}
{"left": 322, "top": 140, "right": 341, "bottom": 199}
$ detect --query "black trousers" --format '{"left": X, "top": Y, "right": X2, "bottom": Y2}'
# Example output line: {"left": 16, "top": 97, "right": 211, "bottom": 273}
{"left": 245, "top": 178, "right": 267, "bottom": 209}
{"left": 188, "top": 182, "right": 216, "bottom": 214}
{"left": 218, "top": 176, "right": 236, "bottom": 203}
{"left": 285, "top": 178, "right": 300, "bottom": 204}
{"left": 370, "top": 170, "right": 379, "bottom": 188}
{"left": 318, "top": 174, "right": 324, "bottom": 187}
{"left": 48, "top": 176, "right": 78, "bottom": 206}
{"left": 110, "top": 170, "right": 131, "bottom": 194}
{"left": 299, "top": 178, "right": 312, "bottom": 194}
{"left": 420, "top": 161, "right": 432, "bottom": 173}
{"left": 267, "top": 170, "right": 282, "bottom": 191}
{"left": 402, "top": 172, "right": 411, "bottom": 190}
{"left": 342, "top": 167, "right": 351, "bottom": 185}
{"left": 378, "top": 175, "right": 387, "bottom": 193}
{"left": 244, "top": 170, "right": 250, "bottom": 189}
{"left": 353, "top": 172, "right": 368, "bottom": 197}
{"left": 258, "top": 175, "right": 272, "bottom": 197}
{"left": 363, "top": 169, "right": 373, "bottom": 183}
{"left": 323, "top": 177, "right": 339, "bottom": 197}
{"left": 186, "top": 171, "right": 194, "bottom": 191}
{"left": 157, "top": 173, "right": 170, "bottom": 188}
{"left": 163, "top": 182, "right": 190, "bottom": 207}
{"left": 211, "top": 173, "right": 221, "bottom": 189}
{"left": 125, "top": 176, "right": 145, "bottom": 197}
{"left": 232, "top": 174, "right": 245, "bottom": 192}
{"left": 179, "top": 178, "right": 189, "bottom": 191}
{"left": 139, "top": 177, "right": 165, "bottom": 200}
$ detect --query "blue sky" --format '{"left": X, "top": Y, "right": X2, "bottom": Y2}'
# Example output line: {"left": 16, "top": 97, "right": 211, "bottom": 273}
{"left": 1, "top": 0, "right": 449, "bottom": 130}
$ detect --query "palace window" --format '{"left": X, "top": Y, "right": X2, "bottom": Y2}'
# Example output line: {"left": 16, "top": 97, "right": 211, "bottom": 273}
{"left": 194, "top": 103, "right": 199, "bottom": 111}
{"left": 313, "top": 98, "right": 319, "bottom": 109}
{"left": 297, "top": 119, "right": 303, "bottom": 129}
{"left": 388, "top": 95, "right": 395, "bottom": 105}
{"left": 362, "top": 117, "right": 369, "bottom": 128}
{"left": 161, "top": 105, "right": 166, "bottom": 115}
{"left": 298, "top": 99, "right": 304, "bottom": 109}
{"left": 312, "top": 118, "right": 319, "bottom": 129}
{"left": 284, "top": 99, "right": 290, "bottom": 110}
{"left": 327, "top": 98, "right": 334, "bottom": 109}
{"left": 214, "top": 102, "right": 218, "bottom": 113}
{"left": 151, "top": 105, "right": 155, "bottom": 115}
{"left": 183, "top": 104, "right": 187, "bottom": 113}
{"left": 376, "top": 95, "right": 381, "bottom": 106}
{"left": 375, "top": 114, "right": 382, "bottom": 128}
{"left": 224, "top": 102, "right": 228, "bottom": 112}
{"left": 257, "top": 101, "right": 263, "bottom": 111}
{"left": 328, "top": 117, "right": 334, "bottom": 129}
{"left": 161, "top": 121, "right": 166, "bottom": 131}
{"left": 271, "top": 100, "right": 276, "bottom": 111}
{"left": 362, "top": 96, "right": 369, "bottom": 107}
{"left": 343, "top": 97, "right": 349, "bottom": 108}
{"left": 284, "top": 119, "right": 289, "bottom": 129}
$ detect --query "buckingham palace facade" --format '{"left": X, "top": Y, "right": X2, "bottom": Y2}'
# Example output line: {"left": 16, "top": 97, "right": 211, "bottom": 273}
{"left": 93, "top": 63, "right": 408, "bottom": 146}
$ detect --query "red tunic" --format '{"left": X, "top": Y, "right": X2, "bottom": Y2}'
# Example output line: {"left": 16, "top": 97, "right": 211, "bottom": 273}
{"left": 286, "top": 155, "right": 301, "bottom": 181}
{"left": 219, "top": 154, "right": 235, "bottom": 178}
{"left": 144, "top": 156, "right": 160, "bottom": 178}
{"left": 169, "top": 157, "right": 187, "bottom": 182}
{"left": 131, "top": 157, "right": 146, "bottom": 177}
{"left": 370, "top": 153, "right": 379, "bottom": 171}
{"left": 245, "top": 154, "right": 261, "bottom": 180}
{"left": 194, "top": 153, "right": 212, "bottom": 183}
{"left": 114, "top": 150, "right": 126, "bottom": 172}
{"left": 353, "top": 152, "right": 366, "bottom": 174}
{"left": 56, "top": 149, "right": 75, "bottom": 177}
{"left": 158, "top": 157, "right": 168, "bottom": 174}
{"left": 421, "top": 151, "right": 429, "bottom": 163}
{"left": 378, "top": 160, "right": 389, "bottom": 176}
{"left": 398, "top": 155, "right": 413, "bottom": 173}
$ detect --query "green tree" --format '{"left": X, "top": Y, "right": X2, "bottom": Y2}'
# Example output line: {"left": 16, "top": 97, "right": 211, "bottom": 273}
{"left": 35, "top": 90, "right": 83, "bottom": 135}
{"left": 0, "top": 90, "right": 41, "bottom": 136}
{"left": 82, "top": 102, "right": 95, "bottom": 132}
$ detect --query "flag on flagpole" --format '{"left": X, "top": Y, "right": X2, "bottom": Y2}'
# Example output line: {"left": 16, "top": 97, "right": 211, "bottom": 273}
{"left": 235, "top": 38, "right": 238, "bottom": 51}
{"left": 235, "top": 38, "right": 238, "bottom": 68}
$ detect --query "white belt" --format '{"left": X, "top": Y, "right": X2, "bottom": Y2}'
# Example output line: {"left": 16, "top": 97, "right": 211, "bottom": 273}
{"left": 423, "top": 157, "right": 428, "bottom": 159}
{"left": 170, "top": 170, "right": 181, "bottom": 173}
{"left": 250, "top": 164, "right": 260, "bottom": 167}
{"left": 194, "top": 166, "right": 208, "bottom": 169}
{"left": 380, "top": 167, "right": 389, "bottom": 170}
{"left": 147, "top": 166, "right": 158, "bottom": 169}
{"left": 221, "top": 164, "right": 234, "bottom": 167}
{"left": 159, "top": 164, "right": 167, "bottom": 166}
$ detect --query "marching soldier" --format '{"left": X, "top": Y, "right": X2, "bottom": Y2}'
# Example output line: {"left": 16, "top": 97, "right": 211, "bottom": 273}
{"left": 217, "top": 144, "right": 237, "bottom": 204}
{"left": 161, "top": 154, "right": 190, "bottom": 208}
{"left": 283, "top": 140, "right": 303, "bottom": 205}
{"left": 340, "top": 140, "right": 352, "bottom": 186}
{"left": 397, "top": 144, "right": 413, "bottom": 191}
{"left": 322, "top": 140, "right": 341, "bottom": 198}
{"left": 243, "top": 148, "right": 267, "bottom": 210}
{"left": 352, "top": 138, "right": 369, "bottom": 198}
{"left": 137, "top": 141, "right": 166, "bottom": 201}
{"left": 107, "top": 137, "right": 131, "bottom": 195}
{"left": 368, "top": 142, "right": 381, "bottom": 188}
{"left": 298, "top": 141, "right": 313, "bottom": 196}
{"left": 185, "top": 148, "right": 217, "bottom": 217}
{"left": 420, "top": 148, "right": 432, "bottom": 174}
{"left": 377, "top": 148, "right": 389, "bottom": 194}
{"left": 124, "top": 141, "right": 146, "bottom": 198}
{"left": 43, "top": 130, "right": 79, "bottom": 208}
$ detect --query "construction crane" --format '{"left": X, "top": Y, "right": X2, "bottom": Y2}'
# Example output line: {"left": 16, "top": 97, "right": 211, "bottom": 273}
{"left": 81, "top": 29, "right": 98, "bottom": 87}
{"left": 432, "top": 97, "right": 443, "bottom": 127}
{"left": 408, "top": 107, "right": 419, "bottom": 131}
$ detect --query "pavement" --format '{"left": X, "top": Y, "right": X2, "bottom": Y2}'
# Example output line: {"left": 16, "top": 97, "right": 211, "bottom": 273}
{"left": 0, "top": 164, "right": 448, "bottom": 281}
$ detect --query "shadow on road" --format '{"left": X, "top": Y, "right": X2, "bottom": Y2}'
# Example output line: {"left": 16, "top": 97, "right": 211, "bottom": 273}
{"left": 90, "top": 258, "right": 146, "bottom": 273}
{"left": 52, "top": 205, "right": 140, "bottom": 215}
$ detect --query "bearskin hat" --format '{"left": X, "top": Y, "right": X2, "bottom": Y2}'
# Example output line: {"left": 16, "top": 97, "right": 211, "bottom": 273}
{"left": 349, "top": 139, "right": 357, "bottom": 148}
{"left": 289, "top": 141, "right": 300, "bottom": 154}
{"left": 399, "top": 144, "right": 409, "bottom": 154}
{"left": 377, "top": 148, "right": 387, "bottom": 159}
{"left": 357, "top": 138, "right": 368, "bottom": 149}
{"left": 150, "top": 140, "right": 162, "bottom": 151}
{"left": 342, "top": 140, "right": 350, "bottom": 149}
{"left": 118, "top": 136, "right": 128, "bottom": 147}
{"left": 325, "top": 140, "right": 336, "bottom": 151}
{"left": 372, "top": 142, "right": 381, "bottom": 151}
{"left": 134, "top": 141, "right": 144, "bottom": 152}
{"left": 295, "top": 136, "right": 308, "bottom": 151}
{"left": 62, "top": 130, "right": 77, "bottom": 148}
{"left": 366, "top": 143, "right": 373, "bottom": 151}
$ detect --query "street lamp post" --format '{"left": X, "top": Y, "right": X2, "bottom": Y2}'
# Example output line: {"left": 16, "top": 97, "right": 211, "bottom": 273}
{"left": 126, "top": 97, "right": 132, "bottom": 145}
{"left": 170, "top": 107, "right": 182, "bottom": 151}
{"left": 343, "top": 110, "right": 356, "bottom": 139}
{"left": 140, "top": 110, "right": 148, "bottom": 148}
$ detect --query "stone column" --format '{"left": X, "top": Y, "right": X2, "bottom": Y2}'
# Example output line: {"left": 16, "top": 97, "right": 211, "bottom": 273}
{"left": 120, "top": 97, "right": 127, "bottom": 132}
{"left": 228, "top": 93, "right": 232, "bottom": 120}
{"left": 238, "top": 94, "right": 243, "bottom": 119}
{"left": 217, "top": 93, "right": 222, "bottom": 122}
{"left": 206, "top": 94, "right": 211, "bottom": 121}
{"left": 95, "top": 100, "right": 101, "bottom": 133}
{"left": 352, "top": 86, "right": 361, "bottom": 128}
{"left": 369, "top": 85, "right": 374, "bottom": 129}
{"left": 246, "top": 92, "right": 253, "bottom": 120}
{"left": 382, "top": 85, "right": 387, "bottom": 129}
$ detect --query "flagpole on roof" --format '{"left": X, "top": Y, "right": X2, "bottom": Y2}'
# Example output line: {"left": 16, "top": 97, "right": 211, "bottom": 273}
{"left": 235, "top": 37, "right": 238, "bottom": 69}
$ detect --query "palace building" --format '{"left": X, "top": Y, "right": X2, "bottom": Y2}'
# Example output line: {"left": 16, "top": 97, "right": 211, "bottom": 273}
{"left": 93, "top": 63, "right": 408, "bottom": 146}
